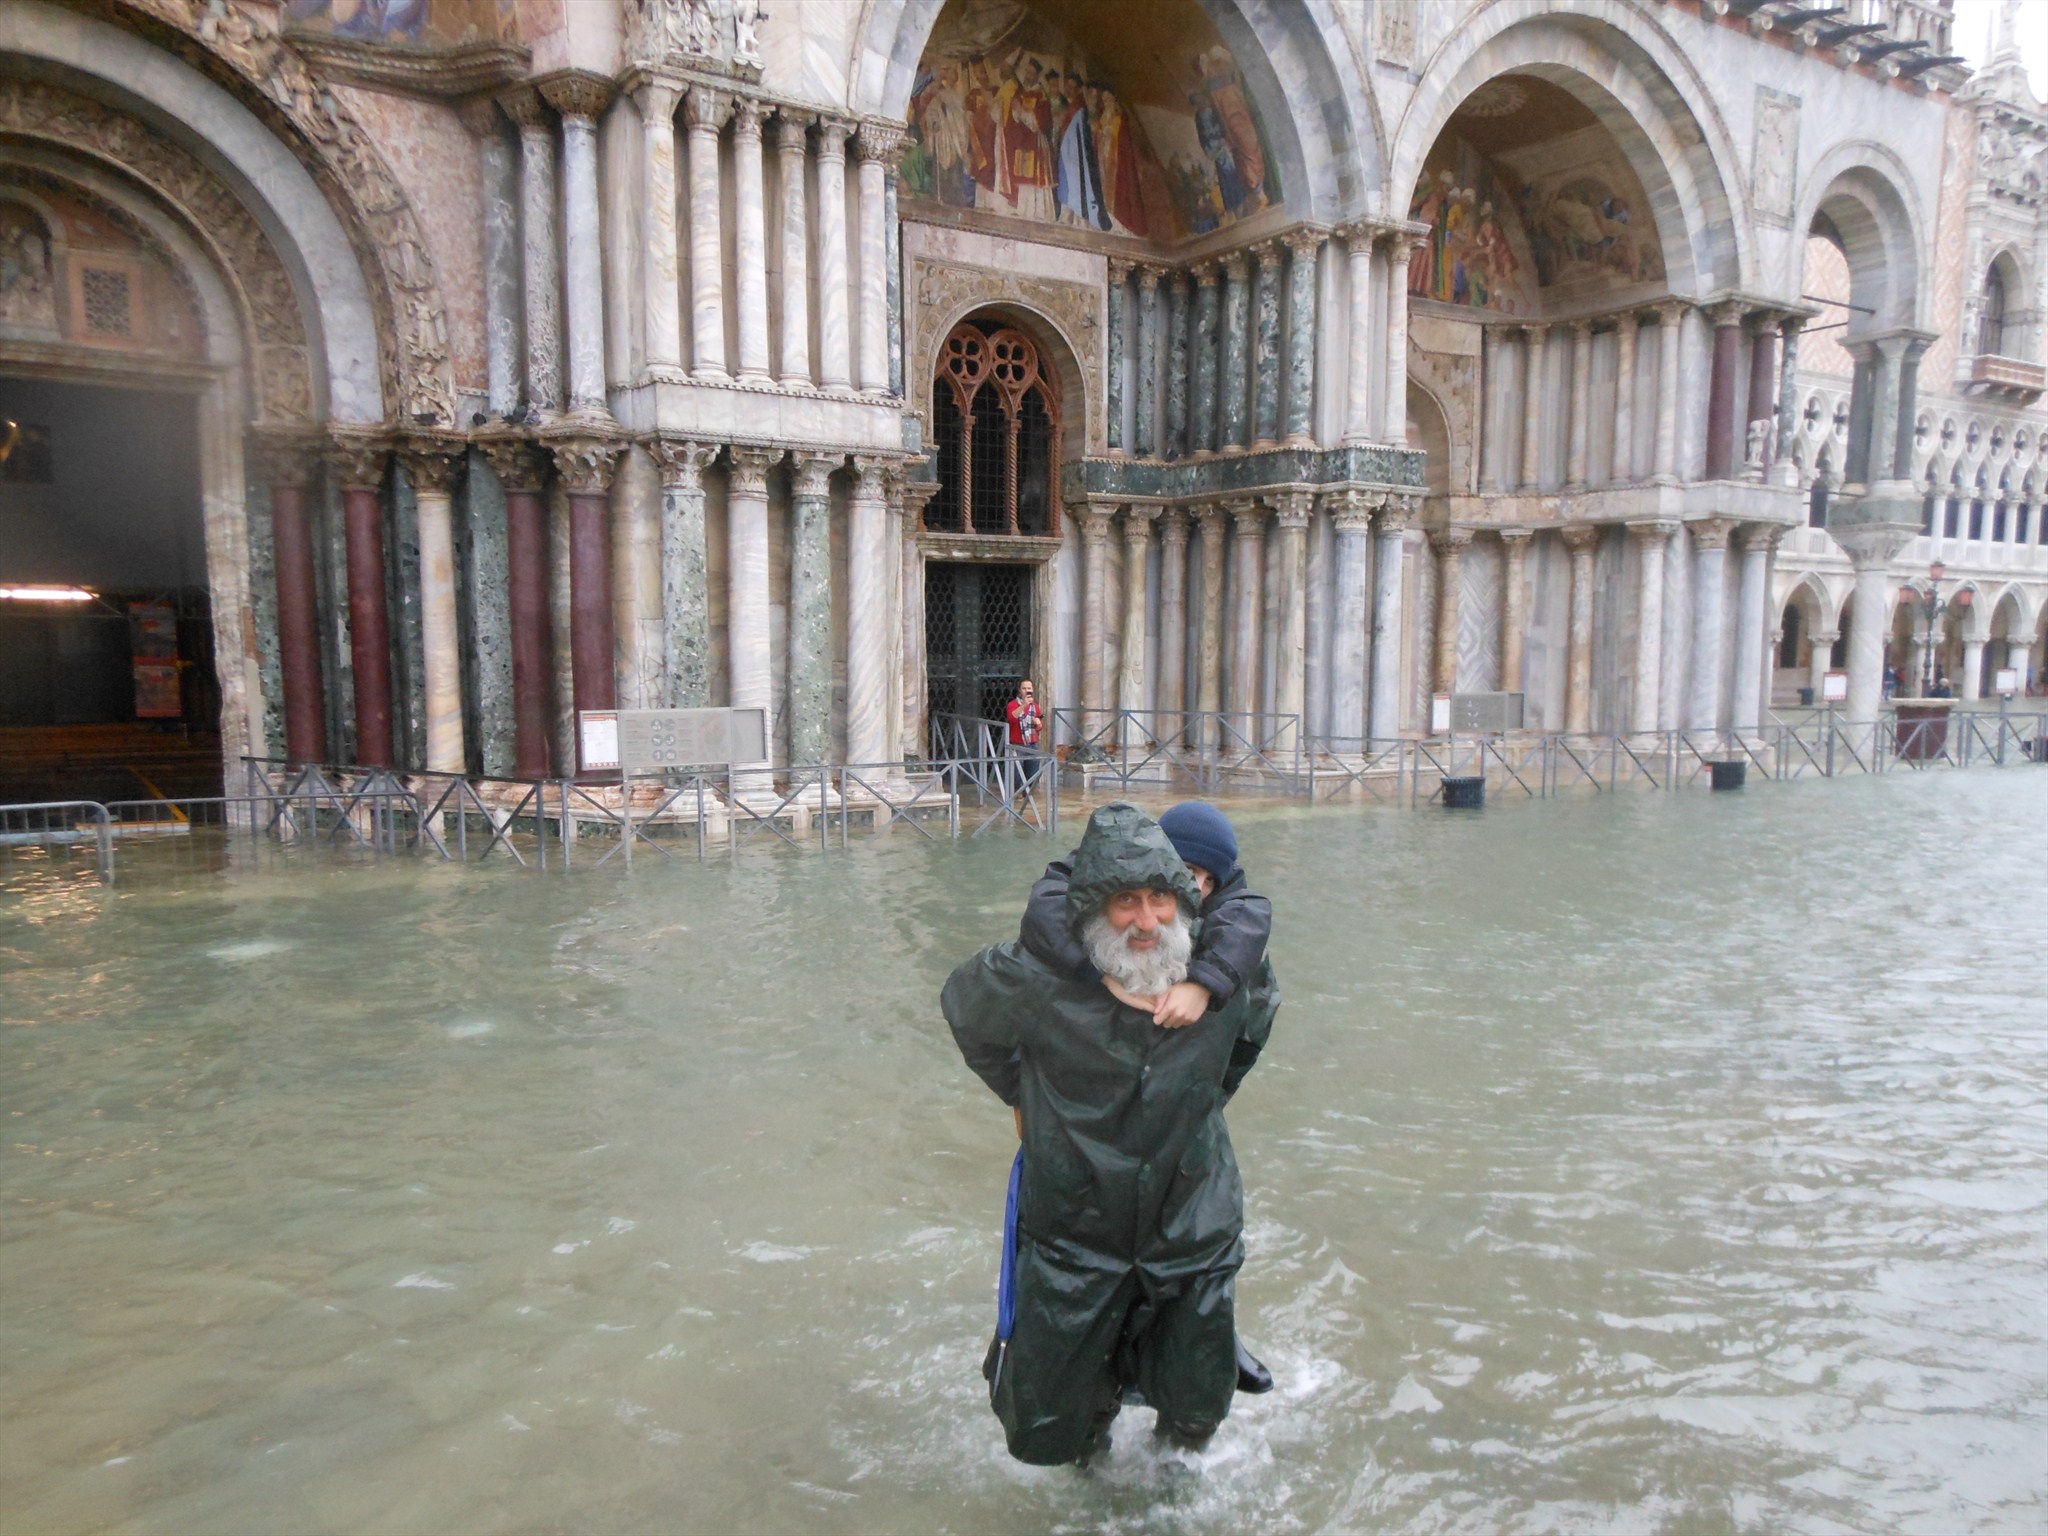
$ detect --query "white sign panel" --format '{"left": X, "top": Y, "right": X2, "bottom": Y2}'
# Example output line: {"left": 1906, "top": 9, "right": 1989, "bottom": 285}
{"left": 1431, "top": 693, "right": 1452, "bottom": 733}
{"left": 1822, "top": 671, "right": 1849, "bottom": 703}
{"left": 578, "top": 710, "right": 619, "bottom": 772}
{"left": 1994, "top": 668, "right": 2020, "bottom": 697}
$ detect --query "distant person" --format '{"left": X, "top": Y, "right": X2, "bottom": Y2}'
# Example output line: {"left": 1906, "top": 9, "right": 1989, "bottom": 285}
{"left": 1883, "top": 664, "right": 1900, "bottom": 700}
{"left": 1930, "top": 671, "right": 1953, "bottom": 699}
{"left": 1005, "top": 679, "right": 1042, "bottom": 784}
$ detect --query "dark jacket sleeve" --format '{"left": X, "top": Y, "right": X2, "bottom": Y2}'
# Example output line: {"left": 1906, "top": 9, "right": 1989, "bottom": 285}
{"left": 1185, "top": 876, "right": 1273, "bottom": 1006}
{"left": 1018, "top": 859, "right": 1093, "bottom": 978}
{"left": 941, "top": 941, "right": 1036, "bottom": 1106}
{"left": 1220, "top": 954, "right": 1279, "bottom": 1101}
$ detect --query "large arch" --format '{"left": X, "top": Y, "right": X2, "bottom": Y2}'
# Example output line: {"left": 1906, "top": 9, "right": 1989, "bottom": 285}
{"left": 1792, "top": 142, "right": 1928, "bottom": 334}
{"left": 1392, "top": 0, "right": 1751, "bottom": 297}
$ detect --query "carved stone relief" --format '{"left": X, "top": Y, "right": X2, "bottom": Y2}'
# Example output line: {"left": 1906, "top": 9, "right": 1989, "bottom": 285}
{"left": 1377, "top": 0, "right": 1418, "bottom": 69}
{"left": 0, "top": 200, "right": 55, "bottom": 331}
{"left": 623, "top": 0, "right": 763, "bottom": 75}
{"left": 1753, "top": 86, "right": 1800, "bottom": 227}
{"left": 910, "top": 255, "right": 1104, "bottom": 453}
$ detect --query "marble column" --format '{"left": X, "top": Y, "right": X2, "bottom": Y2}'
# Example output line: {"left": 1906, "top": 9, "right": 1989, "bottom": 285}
{"left": 1343, "top": 225, "right": 1376, "bottom": 442}
{"left": 1383, "top": 230, "right": 1416, "bottom": 443}
{"left": 1561, "top": 524, "right": 1598, "bottom": 734}
{"left": 1654, "top": 301, "right": 1685, "bottom": 481}
{"left": 1628, "top": 521, "right": 1673, "bottom": 735}
{"left": 632, "top": 80, "right": 684, "bottom": 380}
{"left": 260, "top": 442, "right": 326, "bottom": 764}
{"left": 1273, "top": 492, "right": 1311, "bottom": 745}
{"left": 540, "top": 74, "right": 614, "bottom": 416}
{"left": 1078, "top": 502, "right": 1115, "bottom": 728}
{"left": 1165, "top": 272, "right": 1190, "bottom": 458}
{"left": 500, "top": 86, "right": 561, "bottom": 413}
{"left": 1831, "top": 525, "right": 1909, "bottom": 719}
{"left": 1730, "top": 524, "right": 1773, "bottom": 731}
{"left": 1520, "top": 327, "right": 1548, "bottom": 489}
{"left": 1220, "top": 252, "right": 1251, "bottom": 450}
{"left": 1369, "top": 498, "right": 1413, "bottom": 741}
{"left": 460, "top": 101, "right": 523, "bottom": 414}
{"left": 1964, "top": 638, "right": 1991, "bottom": 701}
{"left": 1195, "top": 505, "right": 1227, "bottom": 735}
{"left": 1228, "top": 500, "right": 1266, "bottom": 729}
{"left": 684, "top": 85, "right": 730, "bottom": 381}
{"left": 1499, "top": 527, "right": 1531, "bottom": 698}
{"left": 1119, "top": 506, "right": 1154, "bottom": 729}
{"left": 1773, "top": 318, "right": 1804, "bottom": 486}
{"left": 854, "top": 125, "right": 895, "bottom": 393}
{"left": 730, "top": 97, "right": 773, "bottom": 384}
{"left": 1192, "top": 263, "right": 1221, "bottom": 455}
{"left": 1134, "top": 266, "right": 1161, "bottom": 457}
{"left": 1809, "top": 630, "right": 1838, "bottom": 701}
{"left": 1329, "top": 492, "right": 1373, "bottom": 745}
{"left": 549, "top": 434, "right": 625, "bottom": 760}
{"left": 1157, "top": 508, "right": 1189, "bottom": 733}
{"left": 330, "top": 434, "right": 395, "bottom": 767}
{"left": 1612, "top": 314, "right": 1638, "bottom": 483}
{"left": 1746, "top": 316, "right": 1778, "bottom": 473}
{"left": 1105, "top": 259, "right": 1128, "bottom": 454}
{"left": 1687, "top": 518, "right": 1735, "bottom": 732}
{"left": 647, "top": 438, "right": 714, "bottom": 710}
{"left": 1432, "top": 526, "right": 1471, "bottom": 696}
{"left": 775, "top": 114, "right": 813, "bottom": 387}
{"left": 1704, "top": 301, "right": 1744, "bottom": 481}
{"left": 478, "top": 435, "right": 553, "bottom": 777}
{"left": 1567, "top": 320, "right": 1593, "bottom": 489}
{"left": 728, "top": 447, "right": 779, "bottom": 757}
{"left": 400, "top": 441, "right": 468, "bottom": 773}
{"left": 787, "top": 454, "right": 835, "bottom": 764}
{"left": 1480, "top": 326, "right": 1505, "bottom": 491}
{"left": 1253, "top": 243, "right": 1282, "bottom": 446}
{"left": 1284, "top": 230, "right": 1320, "bottom": 447}
{"left": 2005, "top": 637, "right": 2033, "bottom": 691}
{"left": 815, "top": 120, "right": 853, "bottom": 390}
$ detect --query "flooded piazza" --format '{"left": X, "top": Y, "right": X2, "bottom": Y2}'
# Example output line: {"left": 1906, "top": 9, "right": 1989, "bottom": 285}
{"left": 4, "top": 771, "right": 2047, "bottom": 1535}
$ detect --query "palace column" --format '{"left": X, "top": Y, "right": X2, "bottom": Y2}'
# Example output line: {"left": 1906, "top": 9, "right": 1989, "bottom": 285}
{"left": 1077, "top": 502, "right": 1115, "bottom": 730}
{"left": 631, "top": 80, "right": 684, "bottom": 381}
{"left": 329, "top": 434, "right": 394, "bottom": 767}
{"left": 1273, "top": 492, "right": 1311, "bottom": 747}
{"left": 1369, "top": 498, "right": 1413, "bottom": 741}
{"left": 1105, "top": 259, "right": 1128, "bottom": 454}
{"left": 1807, "top": 629, "right": 1838, "bottom": 700}
{"left": 1344, "top": 225, "right": 1376, "bottom": 442}
{"left": 1520, "top": 326, "right": 1548, "bottom": 489}
{"left": 1561, "top": 524, "right": 1598, "bottom": 734}
{"left": 1687, "top": 517, "right": 1735, "bottom": 731}
{"left": 1654, "top": 300, "right": 1685, "bottom": 481}
{"left": 1157, "top": 509, "right": 1189, "bottom": 734}
{"left": 646, "top": 438, "right": 714, "bottom": 709}
{"left": 815, "top": 120, "right": 853, "bottom": 390}
{"left": 731, "top": 97, "right": 773, "bottom": 384}
{"left": 499, "top": 86, "right": 561, "bottom": 412}
{"left": 787, "top": 454, "right": 835, "bottom": 764}
{"left": 1432, "top": 526, "right": 1471, "bottom": 696}
{"left": 776, "top": 114, "right": 813, "bottom": 386}
{"left": 1773, "top": 317, "right": 1804, "bottom": 485}
{"left": 540, "top": 74, "right": 615, "bottom": 416}
{"left": 1165, "top": 272, "right": 1190, "bottom": 457}
{"left": 258, "top": 439, "right": 325, "bottom": 764}
{"left": 1382, "top": 229, "right": 1416, "bottom": 443}
{"left": 1612, "top": 313, "right": 1638, "bottom": 482}
{"left": 459, "top": 100, "right": 523, "bottom": 413}
{"left": 1628, "top": 521, "right": 1673, "bottom": 735}
{"left": 1192, "top": 262, "right": 1221, "bottom": 454}
{"left": 1704, "top": 301, "right": 1744, "bottom": 480}
{"left": 548, "top": 433, "right": 625, "bottom": 756}
{"left": 1228, "top": 500, "right": 1267, "bottom": 730}
{"left": 1134, "top": 266, "right": 1161, "bottom": 457}
{"left": 1119, "top": 506, "right": 1155, "bottom": 730}
{"left": 1195, "top": 505, "right": 1227, "bottom": 737}
{"left": 1253, "top": 243, "right": 1282, "bottom": 446}
{"left": 399, "top": 440, "right": 468, "bottom": 773}
{"left": 478, "top": 435, "right": 554, "bottom": 777}
{"left": 684, "top": 85, "right": 730, "bottom": 381}
{"left": 1960, "top": 637, "right": 1987, "bottom": 701}
{"left": 1220, "top": 252, "right": 1252, "bottom": 450}
{"left": 1730, "top": 524, "right": 1774, "bottom": 732}
{"left": 1746, "top": 313, "right": 1778, "bottom": 474}
{"left": 2005, "top": 635, "right": 2033, "bottom": 691}
{"left": 1329, "top": 491, "right": 1373, "bottom": 744}
{"left": 727, "top": 447, "right": 779, "bottom": 758}
{"left": 1498, "top": 526, "right": 1531, "bottom": 697}
{"left": 1567, "top": 320, "right": 1593, "bottom": 489}
{"left": 1835, "top": 524, "right": 1913, "bottom": 721}
{"left": 854, "top": 124, "right": 895, "bottom": 393}
{"left": 1284, "top": 230, "right": 1320, "bottom": 446}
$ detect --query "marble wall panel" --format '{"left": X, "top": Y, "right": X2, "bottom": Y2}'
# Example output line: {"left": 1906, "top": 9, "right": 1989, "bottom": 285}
{"left": 1457, "top": 537, "right": 1501, "bottom": 694}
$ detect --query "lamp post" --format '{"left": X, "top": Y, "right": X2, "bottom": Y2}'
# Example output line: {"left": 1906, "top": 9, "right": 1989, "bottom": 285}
{"left": 1895, "top": 560, "right": 1974, "bottom": 698}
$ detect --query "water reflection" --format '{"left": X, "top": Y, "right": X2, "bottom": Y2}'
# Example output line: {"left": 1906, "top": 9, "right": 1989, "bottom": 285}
{"left": 3, "top": 773, "right": 2046, "bottom": 1533}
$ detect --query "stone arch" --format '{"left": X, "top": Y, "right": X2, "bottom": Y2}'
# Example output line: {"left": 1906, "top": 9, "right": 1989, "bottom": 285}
{"left": 1405, "top": 376, "right": 1454, "bottom": 499}
{"left": 1782, "top": 571, "right": 1838, "bottom": 635}
{"left": 916, "top": 288, "right": 1094, "bottom": 457}
{"left": 852, "top": 0, "right": 1380, "bottom": 225}
{"left": 1794, "top": 143, "right": 1926, "bottom": 334}
{"left": 1978, "top": 245, "right": 2027, "bottom": 358}
{"left": 1392, "top": 0, "right": 1749, "bottom": 296}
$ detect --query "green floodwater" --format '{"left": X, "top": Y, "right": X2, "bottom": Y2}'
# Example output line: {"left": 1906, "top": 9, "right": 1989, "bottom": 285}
{"left": 3, "top": 771, "right": 2046, "bottom": 1535}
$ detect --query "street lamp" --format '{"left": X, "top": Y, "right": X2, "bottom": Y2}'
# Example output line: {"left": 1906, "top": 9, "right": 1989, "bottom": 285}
{"left": 1895, "top": 560, "right": 1974, "bottom": 698}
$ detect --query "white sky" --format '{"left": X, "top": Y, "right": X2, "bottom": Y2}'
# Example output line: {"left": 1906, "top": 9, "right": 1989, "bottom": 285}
{"left": 1952, "top": 0, "right": 2048, "bottom": 98}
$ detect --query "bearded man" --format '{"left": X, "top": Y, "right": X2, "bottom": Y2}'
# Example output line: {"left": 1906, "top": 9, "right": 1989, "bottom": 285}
{"left": 941, "top": 803, "right": 1279, "bottom": 1466}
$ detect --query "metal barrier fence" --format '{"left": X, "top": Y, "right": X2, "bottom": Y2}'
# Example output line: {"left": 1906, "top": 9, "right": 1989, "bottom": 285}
{"left": 926, "top": 714, "right": 1058, "bottom": 835}
{"left": 1050, "top": 709, "right": 1306, "bottom": 794}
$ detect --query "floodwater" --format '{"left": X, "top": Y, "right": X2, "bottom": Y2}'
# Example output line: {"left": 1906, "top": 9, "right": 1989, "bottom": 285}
{"left": 4, "top": 772, "right": 2047, "bottom": 1536}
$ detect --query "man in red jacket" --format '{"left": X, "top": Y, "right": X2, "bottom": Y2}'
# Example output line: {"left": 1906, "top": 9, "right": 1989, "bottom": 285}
{"left": 1005, "top": 679, "right": 1042, "bottom": 786}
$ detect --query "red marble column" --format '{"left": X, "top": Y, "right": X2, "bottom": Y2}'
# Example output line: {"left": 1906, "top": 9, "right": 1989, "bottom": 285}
{"left": 1705, "top": 302, "right": 1744, "bottom": 481}
{"left": 478, "top": 435, "right": 554, "bottom": 779}
{"left": 329, "top": 434, "right": 395, "bottom": 768}
{"left": 546, "top": 434, "right": 623, "bottom": 774}
{"left": 260, "top": 441, "right": 326, "bottom": 765}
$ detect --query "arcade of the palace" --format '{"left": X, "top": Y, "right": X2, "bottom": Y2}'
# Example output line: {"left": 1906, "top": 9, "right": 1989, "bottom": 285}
{"left": 0, "top": 0, "right": 2043, "bottom": 793}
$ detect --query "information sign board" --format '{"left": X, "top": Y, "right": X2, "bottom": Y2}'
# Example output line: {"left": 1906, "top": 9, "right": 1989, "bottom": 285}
{"left": 1994, "top": 668, "right": 2020, "bottom": 697}
{"left": 584, "top": 707, "right": 769, "bottom": 774}
{"left": 1821, "top": 671, "right": 1849, "bottom": 703}
{"left": 578, "top": 710, "right": 619, "bottom": 772}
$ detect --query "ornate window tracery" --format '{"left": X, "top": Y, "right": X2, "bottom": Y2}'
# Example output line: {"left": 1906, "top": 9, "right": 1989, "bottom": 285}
{"left": 928, "top": 320, "right": 1060, "bottom": 537}
{"left": 1979, "top": 263, "right": 2009, "bottom": 357}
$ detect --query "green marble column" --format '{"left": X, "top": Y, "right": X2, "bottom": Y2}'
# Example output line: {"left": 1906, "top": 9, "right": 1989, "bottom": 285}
{"left": 1166, "top": 271, "right": 1190, "bottom": 459}
{"left": 1253, "top": 243, "right": 1282, "bottom": 445}
{"left": 649, "top": 439, "right": 715, "bottom": 708}
{"left": 1192, "top": 262, "right": 1220, "bottom": 455}
{"left": 1106, "top": 259, "right": 1128, "bottom": 454}
{"left": 460, "top": 446, "right": 515, "bottom": 777}
{"left": 786, "top": 454, "right": 836, "bottom": 765}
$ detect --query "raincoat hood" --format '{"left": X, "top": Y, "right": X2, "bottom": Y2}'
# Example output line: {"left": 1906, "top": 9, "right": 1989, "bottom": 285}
{"left": 1063, "top": 802, "right": 1201, "bottom": 923}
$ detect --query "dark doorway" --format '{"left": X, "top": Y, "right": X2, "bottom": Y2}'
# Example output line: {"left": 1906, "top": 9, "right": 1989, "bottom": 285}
{"left": 925, "top": 562, "right": 1034, "bottom": 724}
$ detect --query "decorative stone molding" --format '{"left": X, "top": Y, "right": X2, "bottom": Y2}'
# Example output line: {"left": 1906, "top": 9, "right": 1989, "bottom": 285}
{"left": 1559, "top": 523, "right": 1601, "bottom": 553}
{"left": 684, "top": 84, "right": 733, "bottom": 132}
{"left": 398, "top": 436, "right": 468, "bottom": 495}
{"left": 1688, "top": 516, "right": 1738, "bottom": 551}
{"left": 1061, "top": 443, "right": 1428, "bottom": 504}
{"left": 1271, "top": 489, "right": 1314, "bottom": 529}
{"left": 546, "top": 433, "right": 625, "bottom": 495}
{"left": 909, "top": 255, "right": 1103, "bottom": 452}
{"left": 1329, "top": 488, "right": 1376, "bottom": 530}
{"left": 622, "top": 0, "right": 763, "bottom": 78}
{"left": 285, "top": 33, "right": 528, "bottom": 100}
{"left": 1377, "top": 495, "right": 1421, "bottom": 534}
{"left": 790, "top": 452, "right": 837, "bottom": 501}
{"left": 247, "top": 426, "right": 323, "bottom": 488}
{"left": 728, "top": 445, "right": 779, "bottom": 498}
{"left": 854, "top": 122, "right": 908, "bottom": 164}
{"left": 474, "top": 431, "right": 548, "bottom": 492}
{"left": 646, "top": 436, "right": 718, "bottom": 488}
{"left": 1430, "top": 525, "right": 1475, "bottom": 554}
{"left": 537, "top": 71, "right": 617, "bottom": 123}
{"left": 326, "top": 428, "right": 389, "bottom": 491}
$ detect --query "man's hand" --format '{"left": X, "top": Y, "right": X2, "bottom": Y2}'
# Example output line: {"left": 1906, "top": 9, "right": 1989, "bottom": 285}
{"left": 1153, "top": 981, "right": 1212, "bottom": 1028}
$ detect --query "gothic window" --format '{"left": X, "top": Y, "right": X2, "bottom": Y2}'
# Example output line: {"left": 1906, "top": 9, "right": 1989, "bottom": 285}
{"left": 1978, "top": 264, "right": 2008, "bottom": 357}
{"left": 929, "top": 321, "right": 1061, "bottom": 537}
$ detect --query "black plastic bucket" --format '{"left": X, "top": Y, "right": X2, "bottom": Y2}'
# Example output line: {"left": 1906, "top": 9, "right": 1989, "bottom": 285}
{"left": 1442, "top": 775, "right": 1485, "bottom": 809}
{"left": 1709, "top": 759, "right": 1747, "bottom": 791}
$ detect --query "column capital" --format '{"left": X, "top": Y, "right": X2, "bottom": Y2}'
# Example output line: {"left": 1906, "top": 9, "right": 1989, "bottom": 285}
{"left": 1810, "top": 629, "right": 1840, "bottom": 646}
{"left": 546, "top": 431, "right": 625, "bottom": 494}
{"left": 1107, "top": 256, "right": 1134, "bottom": 285}
{"left": 455, "top": 95, "right": 508, "bottom": 139}
{"left": 1192, "top": 501, "right": 1227, "bottom": 532}
{"left": 790, "top": 451, "right": 838, "bottom": 500}
{"left": 814, "top": 116, "right": 853, "bottom": 156}
{"left": 854, "top": 121, "right": 908, "bottom": 164}
{"left": 397, "top": 436, "right": 467, "bottom": 496}
{"left": 1075, "top": 500, "right": 1117, "bottom": 541}
{"left": 536, "top": 69, "right": 616, "bottom": 123}
{"left": 1229, "top": 497, "right": 1268, "bottom": 534}
{"left": 1705, "top": 297, "right": 1747, "bottom": 329}
{"left": 1159, "top": 505, "right": 1191, "bottom": 545}
{"left": 684, "top": 83, "right": 732, "bottom": 132}
{"left": 1271, "top": 489, "right": 1314, "bottom": 529}
{"left": 1429, "top": 524, "right": 1475, "bottom": 554}
{"left": 326, "top": 428, "right": 389, "bottom": 492}
{"left": 1252, "top": 240, "right": 1282, "bottom": 272}
{"left": 850, "top": 453, "right": 893, "bottom": 501}
{"left": 728, "top": 445, "right": 781, "bottom": 498}
{"left": 475, "top": 429, "right": 548, "bottom": 492}
{"left": 1687, "top": 515, "right": 1738, "bottom": 551}
{"left": 646, "top": 435, "right": 717, "bottom": 488}
{"left": 774, "top": 110, "right": 813, "bottom": 151}
{"left": 629, "top": 76, "right": 681, "bottom": 122}
{"left": 1571, "top": 316, "right": 1596, "bottom": 339}
{"left": 1192, "top": 259, "right": 1222, "bottom": 289}
{"left": 1282, "top": 225, "right": 1328, "bottom": 257}
{"left": 1655, "top": 297, "right": 1690, "bottom": 327}
{"left": 249, "top": 426, "right": 323, "bottom": 489}
{"left": 728, "top": 94, "right": 768, "bottom": 139}
{"left": 494, "top": 83, "right": 551, "bottom": 131}
{"left": 1220, "top": 249, "right": 1251, "bottom": 281}
{"left": 1559, "top": 522, "right": 1601, "bottom": 554}
{"left": 1376, "top": 495, "right": 1420, "bottom": 534}
{"left": 1329, "top": 488, "right": 1376, "bottom": 531}
{"left": 1135, "top": 263, "right": 1164, "bottom": 293}
{"left": 1122, "top": 503, "right": 1159, "bottom": 542}
{"left": 1626, "top": 518, "right": 1681, "bottom": 541}
{"left": 1737, "top": 522, "right": 1786, "bottom": 554}
{"left": 1169, "top": 266, "right": 1193, "bottom": 297}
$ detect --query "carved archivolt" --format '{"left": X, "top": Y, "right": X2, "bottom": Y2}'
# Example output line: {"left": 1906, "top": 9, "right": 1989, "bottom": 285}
{"left": 911, "top": 256, "right": 1102, "bottom": 453}
{"left": 113, "top": 0, "right": 455, "bottom": 421}
{"left": 0, "top": 78, "right": 313, "bottom": 421}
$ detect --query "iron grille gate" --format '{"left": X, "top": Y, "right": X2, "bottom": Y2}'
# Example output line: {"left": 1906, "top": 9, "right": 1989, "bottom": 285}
{"left": 925, "top": 562, "right": 1034, "bottom": 724}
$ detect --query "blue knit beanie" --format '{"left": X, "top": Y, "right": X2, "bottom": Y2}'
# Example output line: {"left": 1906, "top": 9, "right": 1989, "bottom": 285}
{"left": 1157, "top": 801, "right": 1238, "bottom": 882}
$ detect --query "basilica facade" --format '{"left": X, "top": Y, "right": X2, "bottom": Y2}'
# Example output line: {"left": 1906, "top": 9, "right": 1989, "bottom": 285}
{"left": 0, "top": 0, "right": 2036, "bottom": 788}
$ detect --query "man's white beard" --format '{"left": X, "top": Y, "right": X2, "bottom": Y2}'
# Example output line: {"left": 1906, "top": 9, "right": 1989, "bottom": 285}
{"left": 1082, "top": 909, "right": 1193, "bottom": 996}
